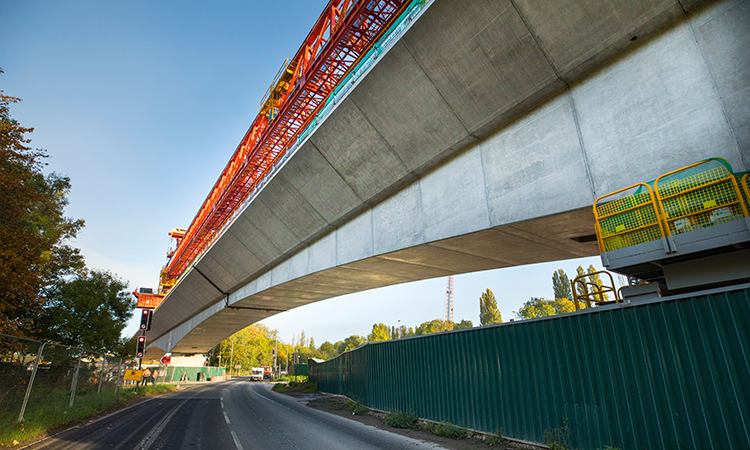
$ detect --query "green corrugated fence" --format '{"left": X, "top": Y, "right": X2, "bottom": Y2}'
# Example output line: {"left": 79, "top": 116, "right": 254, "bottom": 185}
{"left": 309, "top": 286, "right": 750, "bottom": 449}
{"left": 157, "top": 366, "right": 226, "bottom": 382}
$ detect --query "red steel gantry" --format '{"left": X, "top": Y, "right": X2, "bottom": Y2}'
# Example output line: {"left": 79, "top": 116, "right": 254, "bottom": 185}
{"left": 161, "top": 0, "right": 410, "bottom": 291}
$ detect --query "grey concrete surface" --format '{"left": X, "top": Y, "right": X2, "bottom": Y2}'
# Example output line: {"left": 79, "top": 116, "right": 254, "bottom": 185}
{"left": 145, "top": 0, "right": 749, "bottom": 358}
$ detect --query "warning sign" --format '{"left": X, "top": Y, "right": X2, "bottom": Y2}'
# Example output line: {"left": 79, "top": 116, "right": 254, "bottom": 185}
{"left": 123, "top": 369, "right": 144, "bottom": 381}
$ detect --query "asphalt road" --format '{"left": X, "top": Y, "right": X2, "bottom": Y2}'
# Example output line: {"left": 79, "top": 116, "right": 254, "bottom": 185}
{"left": 25, "top": 378, "right": 446, "bottom": 450}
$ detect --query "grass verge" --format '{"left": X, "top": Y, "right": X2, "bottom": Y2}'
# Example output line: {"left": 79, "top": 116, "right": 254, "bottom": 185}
{"left": 271, "top": 381, "right": 317, "bottom": 394}
{"left": 422, "top": 421, "right": 469, "bottom": 439}
{"left": 0, "top": 384, "right": 177, "bottom": 447}
{"left": 384, "top": 411, "right": 419, "bottom": 429}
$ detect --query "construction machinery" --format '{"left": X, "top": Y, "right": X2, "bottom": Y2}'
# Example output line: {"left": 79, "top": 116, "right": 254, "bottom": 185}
{"left": 573, "top": 157, "right": 750, "bottom": 309}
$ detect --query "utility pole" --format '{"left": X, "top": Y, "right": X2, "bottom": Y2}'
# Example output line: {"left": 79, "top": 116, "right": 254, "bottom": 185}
{"left": 397, "top": 319, "right": 401, "bottom": 339}
{"left": 230, "top": 338, "right": 234, "bottom": 378}
{"left": 274, "top": 340, "right": 278, "bottom": 376}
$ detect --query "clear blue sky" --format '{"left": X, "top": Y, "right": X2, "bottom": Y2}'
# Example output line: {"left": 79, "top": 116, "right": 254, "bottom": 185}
{"left": 1, "top": 0, "right": 611, "bottom": 346}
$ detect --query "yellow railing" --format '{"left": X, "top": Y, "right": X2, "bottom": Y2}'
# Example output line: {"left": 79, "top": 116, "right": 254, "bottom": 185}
{"left": 594, "top": 159, "right": 749, "bottom": 253}
{"left": 654, "top": 161, "right": 748, "bottom": 236}
{"left": 571, "top": 270, "right": 621, "bottom": 310}
{"left": 594, "top": 183, "right": 665, "bottom": 252}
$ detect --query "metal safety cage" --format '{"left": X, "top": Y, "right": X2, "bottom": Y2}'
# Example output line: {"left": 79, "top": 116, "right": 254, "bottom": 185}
{"left": 594, "top": 182, "right": 666, "bottom": 252}
{"left": 654, "top": 158, "right": 749, "bottom": 237}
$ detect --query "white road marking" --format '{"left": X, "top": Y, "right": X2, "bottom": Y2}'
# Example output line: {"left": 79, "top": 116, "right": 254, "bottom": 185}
{"left": 132, "top": 399, "right": 186, "bottom": 450}
{"left": 231, "top": 431, "right": 244, "bottom": 450}
{"left": 224, "top": 411, "right": 231, "bottom": 424}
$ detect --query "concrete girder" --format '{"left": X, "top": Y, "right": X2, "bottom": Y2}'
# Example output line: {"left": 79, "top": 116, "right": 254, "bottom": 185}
{"left": 145, "top": 0, "right": 749, "bottom": 357}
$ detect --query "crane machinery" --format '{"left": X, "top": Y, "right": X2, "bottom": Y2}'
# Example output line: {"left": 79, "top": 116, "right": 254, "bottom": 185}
{"left": 136, "top": 0, "right": 417, "bottom": 307}
{"left": 444, "top": 275, "right": 454, "bottom": 327}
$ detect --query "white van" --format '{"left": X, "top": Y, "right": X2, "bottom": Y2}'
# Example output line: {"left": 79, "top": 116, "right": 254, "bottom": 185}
{"left": 250, "top": 367, "right": 264, "bottom": 381}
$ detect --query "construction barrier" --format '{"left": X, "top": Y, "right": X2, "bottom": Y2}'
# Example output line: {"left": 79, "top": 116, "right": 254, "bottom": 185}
{"left": 310, "top": 286, "right": 750, "bottom": 449}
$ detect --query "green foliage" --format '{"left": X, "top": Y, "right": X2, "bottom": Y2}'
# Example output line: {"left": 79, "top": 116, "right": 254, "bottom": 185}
{"left": 347, "top": 400, "right": 369, "bottom": 415}
{"left": 484, "top": 430, "right": 509, "bottom": 447}
{"left": 384, "top": 411, "right": 419, "bottom": 429}
{"left": 415, "top": 319, "right": 449, "bottom": 336}
{"left": 453, "top": 319, "right": 474, "bottom": 330}
{"left": 518, "top": 297, "right": 575, "bottom": 320}
{"left": 479, "top": 289, "right": 502, "bottom": 326}
{"left": 544, "top": 418, "right": 572, "bottom": 450}
{"left": 368, "top": 323, "right": 391, "bottom": 342}
{"left": 424, "top": 422, "right": 469, "bottom": 439}
{"left": 334, "top": 335, "right": 366, "bottom": 354}
{"left": 318, "top": 341, "right": 336, "bottom": 360}
{"left": 217, "top": 324, "right": 276, "bottom": 371}
{"left": 0, "top": 385, "right": 177, "bottom": 446}
{"left": 0, "top": 91, "right": 85, "bottom": 336}
{"left": 38, "top": 269, "right": 134, "bottom": 353}
{"left": 552, "top": 269, "right": 573, "bottom": 301}
{"left": 271, "top": 381, "right": 317, "bottom": 394}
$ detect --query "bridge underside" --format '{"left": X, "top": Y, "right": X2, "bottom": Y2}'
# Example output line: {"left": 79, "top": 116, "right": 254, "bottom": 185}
{"left": 148, "top": 207, "right": 598, "bottom": 356}
{"left": 144, "top": 0, "right": 749, "bottom": 358}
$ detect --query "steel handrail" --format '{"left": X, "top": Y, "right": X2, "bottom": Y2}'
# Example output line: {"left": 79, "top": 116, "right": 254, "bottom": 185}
{"left": 593, "top": 182, "right": 665, "bottom": 253}
{"left": 654, "top": 160, "right": 749, "bottom": 236}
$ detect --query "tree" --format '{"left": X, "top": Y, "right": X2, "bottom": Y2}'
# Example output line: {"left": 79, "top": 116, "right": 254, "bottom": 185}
{"left": 308, "top": 337, "right": 316, "bottom": 351}
{"left": 586, "top": 264, "right": 609, "bottom": 302}
{"left": 518, "top": 297, "right": 575, "bottom": 319}
{"left": 453, "top": 319, "right": 474, "bottom": 330}
{"left": 37, "top": 269, "right": 134, "bottom": 353}
{"left": 368, "top": 323, "right": 391, "bottom": 342}
{"left": 415, "top": 319, "right": 447, "bottom": 336}
{"left": 319, "top": 341, "right": 336, "bottom": 360}
{"left": 0, "top": 90, "right": 85, "bottom": 336}
{"left": 479, "top": 289, "right": 502, "bottom": 326}
{"left": 217, "top": 324, "right": 277, "bottom": 371}
{"left": 552, "top": 269, "right": 572, "bottom": 301}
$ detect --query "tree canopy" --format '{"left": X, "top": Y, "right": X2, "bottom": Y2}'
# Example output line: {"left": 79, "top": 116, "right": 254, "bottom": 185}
{"left": 518, "top": 297, "right": 575, "bottom": 320}
{"left": 552, "top": 269, "right": 572, "bottom": 301}
{"left": 479, "top": 289, "right": 502, "bottom": 326}
{"left": 1, "top": 88, "right": 130, "bottom": 351}
{"left": 37, "top": 269, "right": 134, "bottom": 352}
{"left": 368, "top": 323, "right": 391, "bottom": 342}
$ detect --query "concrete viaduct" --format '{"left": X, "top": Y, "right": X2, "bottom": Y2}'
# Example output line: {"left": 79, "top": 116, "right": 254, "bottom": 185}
{"left": 145, "top": 0, "right": 749, "bottom": 358}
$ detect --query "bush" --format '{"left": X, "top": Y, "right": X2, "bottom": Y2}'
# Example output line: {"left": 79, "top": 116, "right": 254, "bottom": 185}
{"left": 544, "top": 418, "right": 571, "bottom": 450}
{"left": 347, "top": 401, "right": 369, "bottom": 415}
{"left": 423, "top": 422, "right": 468, "bottom": 439}
{"left": 384, "top": 411, "right": 419, "bottom": 429}
{"left": 271, "top": 381, "right": 317, "bottom": 394}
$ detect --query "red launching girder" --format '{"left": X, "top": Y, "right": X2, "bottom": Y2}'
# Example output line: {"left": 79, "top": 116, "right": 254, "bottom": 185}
{"left": 165, "top": 0, "right": 408, "bottom": 282}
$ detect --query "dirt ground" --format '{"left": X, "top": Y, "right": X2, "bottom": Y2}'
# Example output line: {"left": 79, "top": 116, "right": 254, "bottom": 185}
{"left": 283, "top": 391, "right": 545, "bottom": 450}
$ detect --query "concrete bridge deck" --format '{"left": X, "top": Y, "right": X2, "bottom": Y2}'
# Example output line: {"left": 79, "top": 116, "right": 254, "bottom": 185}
{"left": 145, "top": 0, "right": 749, "bottom": 357}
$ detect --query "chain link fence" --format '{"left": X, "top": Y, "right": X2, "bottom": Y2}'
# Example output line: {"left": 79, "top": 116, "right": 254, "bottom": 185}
{"left": 0, "top": 333, "right": 122, "bottom": 425}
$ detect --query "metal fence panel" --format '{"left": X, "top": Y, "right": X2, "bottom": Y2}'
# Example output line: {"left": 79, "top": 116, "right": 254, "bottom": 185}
{"left": 310, "top": 286, "right": 750, "bottom": 449}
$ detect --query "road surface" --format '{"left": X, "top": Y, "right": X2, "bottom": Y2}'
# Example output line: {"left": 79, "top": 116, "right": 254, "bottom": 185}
{"left": 26, "top": 378, "right": 445, "bottom": 449}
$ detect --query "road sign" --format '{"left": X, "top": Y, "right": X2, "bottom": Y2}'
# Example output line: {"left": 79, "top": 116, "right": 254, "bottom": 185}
{"left": 160, "top": 355, "right": 171, "bottom": 365}
{"left": 235, "top": 365, "right": 241, "bottom": 369}
{"left": 123, "top": 369, "right": 144, "bottom": 381}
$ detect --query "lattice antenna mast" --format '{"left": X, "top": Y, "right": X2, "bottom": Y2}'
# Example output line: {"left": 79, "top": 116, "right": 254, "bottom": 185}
{"left": 444, "top": 276, "right": 454, "bottom": 324}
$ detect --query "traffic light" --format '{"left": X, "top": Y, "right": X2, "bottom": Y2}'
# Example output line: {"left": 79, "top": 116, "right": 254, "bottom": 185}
{"left": 136, "top": 336, "right": 146, "bottom": 358}
{"left": 139, "top": 309, "right": 153, "bottom": 331}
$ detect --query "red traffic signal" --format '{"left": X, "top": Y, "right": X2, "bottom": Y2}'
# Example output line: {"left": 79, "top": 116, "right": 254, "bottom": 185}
{"left": 136, "top": 336, "right": 146, "bottom": 358}
{"left": 139, "top": 309, "right": 153, "bottom": 331}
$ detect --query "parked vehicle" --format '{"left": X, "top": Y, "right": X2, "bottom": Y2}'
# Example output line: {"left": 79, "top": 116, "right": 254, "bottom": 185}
{"left": 250, "top": 367, "right": 264, "bottom": 381}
